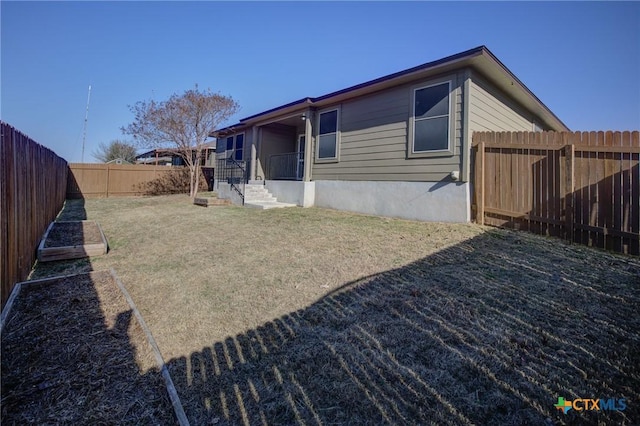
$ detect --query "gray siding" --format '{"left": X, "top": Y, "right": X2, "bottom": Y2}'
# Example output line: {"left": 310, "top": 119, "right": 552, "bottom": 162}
{"left": 312, "top": 71, "right": 465, "bottom": 182}
{"left": 257, "top": 125, "right": 296, "bottom": 180}
{"left": 469, "top": 75, "right": 539, "bottom": 132}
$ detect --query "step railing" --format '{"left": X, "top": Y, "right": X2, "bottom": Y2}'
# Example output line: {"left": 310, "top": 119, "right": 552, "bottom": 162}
{"left": 216, "top": 158, "right": 249, "bottom": 204}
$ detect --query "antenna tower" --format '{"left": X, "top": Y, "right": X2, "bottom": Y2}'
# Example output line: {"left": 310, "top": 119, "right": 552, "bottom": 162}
{"left": 81, "top": 84, "right": 92, "bottom": 162}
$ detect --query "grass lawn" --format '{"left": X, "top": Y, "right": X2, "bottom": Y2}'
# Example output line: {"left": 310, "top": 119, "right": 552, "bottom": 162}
{"left": 27, "top": 195, "right": 640, "bottom": 425}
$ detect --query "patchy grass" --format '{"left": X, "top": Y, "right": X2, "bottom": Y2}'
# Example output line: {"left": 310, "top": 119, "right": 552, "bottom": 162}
{"left": 34, "top": 196, "right": 482, "bottom": 361}
{"left": 26, "top": 195, "right": 640, "bottom": 425}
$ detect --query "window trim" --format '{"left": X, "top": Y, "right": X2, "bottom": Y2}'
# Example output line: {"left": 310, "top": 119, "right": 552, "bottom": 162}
{"left": 315, "top": 107, "right": 340, "bottom": 163}
{"left": 233, "top": 133, "right": 245, "bottom": 161}
{"left": 408, "top": 79, "right": 455, "bottom": 158}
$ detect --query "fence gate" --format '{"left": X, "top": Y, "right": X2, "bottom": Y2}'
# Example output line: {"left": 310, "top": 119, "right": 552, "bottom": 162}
{"left": 473, "top": 131, "right": 639, "bottom": 255}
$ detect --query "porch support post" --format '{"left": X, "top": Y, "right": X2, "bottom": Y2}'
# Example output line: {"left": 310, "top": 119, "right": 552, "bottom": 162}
{"left": 250, "top": 125, "right": 258, "bottom": 181}
{"left": 303, "top": 108, "right": 313, "bottom": 182}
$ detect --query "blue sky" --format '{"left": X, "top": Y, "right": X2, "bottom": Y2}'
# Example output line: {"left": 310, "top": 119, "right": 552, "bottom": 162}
{"left": 2, "top": 1, "right": 639, "bottom": 163}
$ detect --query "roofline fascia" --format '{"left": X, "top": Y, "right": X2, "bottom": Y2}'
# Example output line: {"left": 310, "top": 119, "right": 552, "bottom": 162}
{"left": 212, "top": 45, "right": 568, "bottom": 134}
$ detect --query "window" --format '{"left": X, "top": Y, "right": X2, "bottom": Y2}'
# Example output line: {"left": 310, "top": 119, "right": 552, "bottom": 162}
{"left": 411, "top": 81, "right": 451, "bottom": 154}
{"left": 317, "top": 109, "right": 339, "bottom": 160}
{"left": 216, "top": 137, "right": 226, "bottom": 154}
{"left": 224, "top": 134, "right": 244, "bottom": 161}
{"left": 234, "top": 134, "right": 244, "bottom": 161}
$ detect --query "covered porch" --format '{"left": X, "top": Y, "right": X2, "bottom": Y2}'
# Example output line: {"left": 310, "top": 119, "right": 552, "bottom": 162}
{"left": 213, "top": 106, "right": 316, "bottom": 207}
{"left": 251, "top": 110, "right": 313, "bottom": 183}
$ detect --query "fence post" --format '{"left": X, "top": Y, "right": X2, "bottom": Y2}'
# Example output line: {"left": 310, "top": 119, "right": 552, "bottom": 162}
{"left": 564, "top": 143, "right": 575, "bottom": 243}
{"left": 477, "top": 139, "right": 485, "bottom": 226}
{"left": 105, "top": 164, "right": 110, "bottom": 198}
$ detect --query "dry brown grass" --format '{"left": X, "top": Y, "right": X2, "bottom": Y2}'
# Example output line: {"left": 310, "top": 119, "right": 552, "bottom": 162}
{"left": 25, "top": 195, "right": 640, "bottom": 425}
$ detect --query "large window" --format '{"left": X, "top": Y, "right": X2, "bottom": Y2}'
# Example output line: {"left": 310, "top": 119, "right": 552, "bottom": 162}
{"left": 412, "top": 81, "right": 451, "bottom": 154}
{"left": 225, "top": 134, "right": 244, "bottom": 161}
{"left": 317, "top": 108, "right": 339, "bottom": 160}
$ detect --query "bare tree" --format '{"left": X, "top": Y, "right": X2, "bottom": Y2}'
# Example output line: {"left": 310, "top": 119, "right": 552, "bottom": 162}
{"left": 122, "top": 86, "right": 239, "bottom": 198}
{"left": 92, "top": 140, "right": 138, "bottom": 163}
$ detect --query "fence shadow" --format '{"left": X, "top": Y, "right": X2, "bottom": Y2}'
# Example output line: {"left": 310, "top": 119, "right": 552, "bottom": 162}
{"left": 66, "top": 165, "right": 84, "bottom": 199}
{"left": 166, "top": 230, "right": 640, "bottom": 425}
{"left": 2, "top": 197, "right": 180, "bottom": 423}
{"left": 56, "top": 198, "right": 88, "bottom": 220}
{"left": 1, "top": 272, "right": 175, "bottom": 423}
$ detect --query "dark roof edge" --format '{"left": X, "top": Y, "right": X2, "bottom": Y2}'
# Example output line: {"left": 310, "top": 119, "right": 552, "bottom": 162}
{"left": 209, "top": 122, "right": 244, "bottom": 137}
{"left": 214, "top": 45, "right": 567, "bottom": 133}
{"left": 311, "top": 46, "right": 485, "bottom": 104}
{"left": 241, "top": 97, "right": 313, "bottom": 122}
{"left": 223, "top": 47, "right": 485, "bottom": 128}
{"left": 479, "top": 47, "right": 569, "bottom": 131}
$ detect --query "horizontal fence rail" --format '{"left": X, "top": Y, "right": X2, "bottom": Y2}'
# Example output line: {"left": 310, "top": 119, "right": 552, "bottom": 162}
{"left": 267, "top": 152, "right": 304, "bottom": 181}
{"left": 473, "top": 131, "right": 639, "bottom": 255}
{"left": 1, "top": 122, "right": 68, "bottom": 309}
{"left": 67, "top": 163, "right": 201, "bottom": 198}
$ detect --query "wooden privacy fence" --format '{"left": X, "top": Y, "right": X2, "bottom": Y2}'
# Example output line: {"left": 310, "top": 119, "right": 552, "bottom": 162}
{"left": 1, "top": 122, "right": 68, "bottom": 309}
{"left": 473, "top": 131, "right": 639, "bottom": 255}
{"left": 67, "top": 163, "right": 204, "bottom": 198}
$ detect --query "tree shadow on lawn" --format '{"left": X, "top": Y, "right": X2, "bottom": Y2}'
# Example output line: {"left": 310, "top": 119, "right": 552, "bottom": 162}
{"left": 168, "top": 230, "right": 640, "bottom": 425}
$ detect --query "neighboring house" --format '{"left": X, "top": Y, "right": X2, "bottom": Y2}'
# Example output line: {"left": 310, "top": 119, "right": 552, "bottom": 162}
{"left": 135, "top": 143, "right": 217, "bottom": 167}
{"left": 212, "top": 46, "right": 569, "bottom": 222}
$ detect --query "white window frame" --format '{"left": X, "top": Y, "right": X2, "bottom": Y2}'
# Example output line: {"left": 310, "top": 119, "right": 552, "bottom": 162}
{"left": 408, "top": 79, "right": 454, "bottom": 158}
{"left": 315, "top": 107, "right": 340, "bottom": 163}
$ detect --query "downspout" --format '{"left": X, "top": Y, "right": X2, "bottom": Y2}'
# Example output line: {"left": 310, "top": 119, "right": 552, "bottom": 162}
{"left": 462, "top": 69, "right": 473, "bottom": 223}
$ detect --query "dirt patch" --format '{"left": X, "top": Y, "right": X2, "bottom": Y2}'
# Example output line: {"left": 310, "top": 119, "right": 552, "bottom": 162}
{"left": 1, "top": 271, "right": 176, "bottom": 424}
{"left": 44, "top": 221, "right": 104, "bottom": 248}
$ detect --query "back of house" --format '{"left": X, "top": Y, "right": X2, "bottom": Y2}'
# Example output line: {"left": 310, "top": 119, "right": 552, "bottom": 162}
{"left": 213, "top": 46, "right": 568, "bottom": 221}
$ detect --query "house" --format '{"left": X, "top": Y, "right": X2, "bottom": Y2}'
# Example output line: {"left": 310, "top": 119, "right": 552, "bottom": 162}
{"left": 135, "top": 143, "right": 217, "bottom": 167}
{"left": 212, "top": 46, "right": 569, "bottom": 221}
{"left": 136, "top": 143, "right": 217, "bottom": 190}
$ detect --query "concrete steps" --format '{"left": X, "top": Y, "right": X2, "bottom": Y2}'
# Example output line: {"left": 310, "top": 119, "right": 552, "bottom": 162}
{"left": 244, "top": 184, "right": 296, "bottom": 209}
